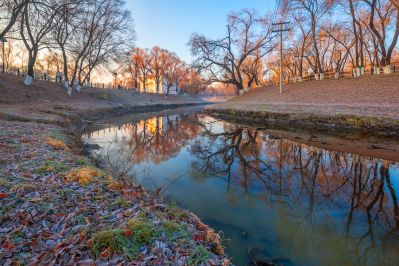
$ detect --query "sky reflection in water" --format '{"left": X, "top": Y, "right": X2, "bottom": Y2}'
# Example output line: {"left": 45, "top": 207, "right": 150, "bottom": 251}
{"left": 82, "top": 110, "right": 399, "bottom": 266}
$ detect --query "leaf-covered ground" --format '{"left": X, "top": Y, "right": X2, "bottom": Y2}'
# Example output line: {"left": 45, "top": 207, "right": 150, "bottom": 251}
{"left": 0, "top": 118, "right": 229, "bottom": 265}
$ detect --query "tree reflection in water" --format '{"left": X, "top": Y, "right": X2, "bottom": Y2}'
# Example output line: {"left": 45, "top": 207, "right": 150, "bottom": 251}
{"left": 190, "top": 115, "right": 399, "bottom": 265}
{"left": 84, "top": 111, "right": 399, "bottom": 265}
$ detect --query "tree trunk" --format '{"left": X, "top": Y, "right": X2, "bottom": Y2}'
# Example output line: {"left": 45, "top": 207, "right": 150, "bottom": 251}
{"left": 142, "top": 77, "right": 146, "bottom": 93}
{"left": 349, "top": 0, "right": 359, "bottom": 67}
{"left": 27, "top": 47, "right": 37, "bottom": 78}
{"left": 236, "top": 83, "right": 244, "bottom": 95}
{"left": 61, "top": 48, "right": 68, "bottom": 84}
{"left": 155, "top": 76, "right": 161, "bottom": 93}
{"left": 386, "top": 9, "right": 399, "bottom": 65}
{"left": 357, "top": 22, "right": 365, "bottom": 66}
{"left": 69, "top": 59, "right": 80, "bottom": 87}
{"left": 311, "top": 14, "right": 323, "bottom": 74}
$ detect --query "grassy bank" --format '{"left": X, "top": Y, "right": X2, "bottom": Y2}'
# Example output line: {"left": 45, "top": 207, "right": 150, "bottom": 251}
{"left": 0, "top": 75, "right": 228, "bottom": 265}
{"left": 208, "top": 74, "right": 399, "bottom": 134}
{"left": 206, "top": 108, "right": 399, "bottom": 135}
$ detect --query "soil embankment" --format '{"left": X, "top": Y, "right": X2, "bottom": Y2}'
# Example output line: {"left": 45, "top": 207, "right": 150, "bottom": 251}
{"left": 208, "top": 74, "right": 399, "bottom": 134}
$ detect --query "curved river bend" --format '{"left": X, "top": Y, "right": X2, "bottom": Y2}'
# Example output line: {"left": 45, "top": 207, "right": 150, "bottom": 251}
{"left": 82, "top": 107, "right": 399, "bottom": 266}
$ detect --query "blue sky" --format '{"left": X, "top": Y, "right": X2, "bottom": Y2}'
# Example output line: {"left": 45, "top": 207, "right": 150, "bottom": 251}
{"left": 126, "top": 0, "right": 277, "bottom": 62}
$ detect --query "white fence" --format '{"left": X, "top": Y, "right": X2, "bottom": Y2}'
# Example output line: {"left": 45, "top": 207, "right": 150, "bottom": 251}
{"left": 264, "top": 65, "right": 399, "bottom": 86}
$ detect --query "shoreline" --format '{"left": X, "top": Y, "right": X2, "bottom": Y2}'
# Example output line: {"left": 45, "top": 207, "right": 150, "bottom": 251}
{"left": 71, "top": 102, "right": 211, "bottom": 132}
{"left": 205, "top": 108, "right": 399, "bottom": 137}
{"left": 205, "top": 74, "right": 399, "bottom": 136}
{"left": 0, "top": 102, "right": 230, "bottom": 265}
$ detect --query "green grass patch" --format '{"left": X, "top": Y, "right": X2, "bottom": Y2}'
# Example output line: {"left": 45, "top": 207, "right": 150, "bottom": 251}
{"left": 34, "top": 159, "right": 70, "bottom": 175}
{"left": 187, "top": 244, "right": 212, "bottom": 265}
{"left": 109, "top": 198, "right": 131, "bottom": 210}
{"left": 127, "top": 218, "right": 157, "bottom": 245}
{"left": 0, "top": 177, "right": 11, "bottom": 188}
{"left": 76, "top": 156, "right": 90, "bottom": 166}
{"left": 91, "top": 229, "right": 138, "bottom": 259}
{"left": 166, "top": 203, "right": 186, "bottom": 219}
{"left": 159, "top": 221, "right": 188, "bottom": 240}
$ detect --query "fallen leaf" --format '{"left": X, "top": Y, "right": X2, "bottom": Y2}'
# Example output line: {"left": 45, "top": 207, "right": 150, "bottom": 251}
{"left": 54, "top": 242, "right": 62, "bottom": 251}
{"left": 30, "top": 239, "right": 37, "bottom": 248}
{"left": 193, "top": 233, "right": 203, "bottom": 242}
{"left": 85, "top": 216, "right": 92, "bottom": 225}
{"left": 23, "top": 171, "right": 32, "bottom": 178}
{"left": 100, "top": 247, "right": 111, "bottom": 258}
{"left": 0, "top": 193, "right": 8, "bottom": 199}
{"left": 3, "top": 243, "right": 16, "bottom": 250}
{"left": 123, "top": 229, "right": 133, "bottom": 237}
{"left": 80, "top": 231, "right": 87, "bottom": 241}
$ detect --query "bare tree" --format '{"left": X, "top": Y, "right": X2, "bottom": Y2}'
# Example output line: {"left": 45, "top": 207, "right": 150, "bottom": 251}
{"left": 180, "top": 68, "right": 208, "bottom": 96}
{"left": 364, "top": 0, "right": 399, "bottom": 68}
{"left": 241, "top": 50, "right": 263, "bottom": 88}
{"left": 50, "top": 0, "right": 81, "bottom": 92}
{"left": 289, "top": 0, "right": 336, "bottom": 78}
{"left": 133, "top": 47, "right": 151, "bottom": 92}
{"left": 121, "top": 50, "right": 140, "bottom": 89}
{"left": 163, "top": 52, "right": 183, "bottom": 95}
{"left": 190, "top": 9, "right": 275, "bottom": 95}
{"left": 150, "top": 46, "right": 168, "bottom": 93}
{"left": 20, "top": 0, "right": 64, "bottom": 85}
{"left": 0, "top": 0, "right": 30, "bottom": 40}
{"left": 68, "top": 0, "right": 133, "bottom": 90}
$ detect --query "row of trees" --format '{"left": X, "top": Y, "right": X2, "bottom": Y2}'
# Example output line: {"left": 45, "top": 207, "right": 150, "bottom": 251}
{"left": 189, "top": 1, "right": 399, "bottom": 95}
{"left": 279, "top": 0, "right": 399, "bottom": 80}
{"left": 0, "top": 0, "right": 133, "bottom": 93}
{"left": 120, "top": 46, "right": 207, "bottom": 96}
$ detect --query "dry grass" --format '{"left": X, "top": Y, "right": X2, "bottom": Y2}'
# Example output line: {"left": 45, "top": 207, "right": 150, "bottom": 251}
{"left": 65, "top": 166, "right": 101, "bottom": 185}
{"left": 46, "top": 138, "right": 69, "bottom": 150}
{"left": 211, "top": 74, "right": 399, "bottom": 121}
{"left": 0, "top": 73, "right": 204, "bottom": 126}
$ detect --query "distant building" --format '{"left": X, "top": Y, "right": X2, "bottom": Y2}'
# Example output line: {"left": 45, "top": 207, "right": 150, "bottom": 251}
{"left": 263, "top": 69, "right": 274, "bottom": 82}
{"left": 138, "top": 78, "right": 179, "bottom": 94}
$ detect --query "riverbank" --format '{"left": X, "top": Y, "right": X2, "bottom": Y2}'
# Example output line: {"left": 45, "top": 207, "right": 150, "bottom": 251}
{"left": 0, "top": 75, "right": 229, "bottom": 265}
{"left": 208, "top": 74, "right": 399, "bottom": 135}
{"left": 0, "top": 74, "right": 206, "bottom": 125}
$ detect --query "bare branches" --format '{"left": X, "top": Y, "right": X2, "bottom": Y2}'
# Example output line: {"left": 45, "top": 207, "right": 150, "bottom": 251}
{"left": 0, "top": 0, "right": 30, "bottom": 40}
{"left": 19, "top": 0, "right": 67, "bottom": 83}
{"left": 68, "top": 0, "right": 134, "bottom": 88}
{"left": 122, "top": 46, "right": 195, "bottom": 95}
{"left": 266, "top": 0, "right": 399, "bottom": 82}
{"left": 189, "top": 9, "right": 276, "bottom": 95}
{"left": 4, "top": 0, "right": 133, "bottom": 90}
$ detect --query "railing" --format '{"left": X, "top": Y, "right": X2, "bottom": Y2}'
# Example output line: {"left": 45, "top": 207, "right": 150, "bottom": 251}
{"left": 3, "top": 64, "right": 399, "bottom": 93}
{"left": 1, "top": 68, "right": 181, "bottom": 95}
{"left": 2, "top": 68, "right": 119, "bottom": 90}
{"left": 264, "top": 65, "right": 399, "bottom": 86}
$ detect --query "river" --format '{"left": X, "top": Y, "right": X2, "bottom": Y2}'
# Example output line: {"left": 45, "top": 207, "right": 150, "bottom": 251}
{"left": 82, "top": 106, "right": 399, "bottom": 266}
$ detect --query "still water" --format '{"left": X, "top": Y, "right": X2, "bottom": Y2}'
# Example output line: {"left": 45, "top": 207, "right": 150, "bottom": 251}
{"left": 82, "top": 107, "right": 399, "bottom": 266}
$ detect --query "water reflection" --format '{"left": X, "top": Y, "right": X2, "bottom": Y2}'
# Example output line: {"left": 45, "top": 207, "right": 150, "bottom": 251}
{"left": 82, "top": 111, "right": 399, "bottom": 266}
